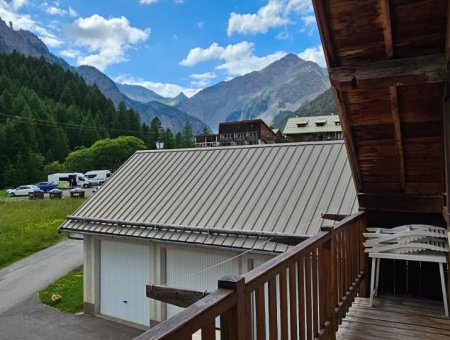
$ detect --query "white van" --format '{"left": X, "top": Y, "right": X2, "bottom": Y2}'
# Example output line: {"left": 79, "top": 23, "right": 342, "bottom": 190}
{"left": 48, "top": 173, "right": 92, "bottom": 188}
{"left": 84, "top": 170, "right": 111, "bottom": 186}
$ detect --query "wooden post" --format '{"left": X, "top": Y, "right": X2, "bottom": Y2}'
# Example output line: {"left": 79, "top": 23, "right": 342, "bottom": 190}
{"left": 219, "top": 276, "right": 246, "bottom": 340}
{"left": 321, "top": 227, "right": 336, "bottom": 340}
{"left": 358, "top": 214, "right": 369, "bottom": 297}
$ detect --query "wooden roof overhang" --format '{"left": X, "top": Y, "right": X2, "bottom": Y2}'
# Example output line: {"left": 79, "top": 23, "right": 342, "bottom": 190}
{"left": 312, "top": 0, "right": 450, "bottom": 218}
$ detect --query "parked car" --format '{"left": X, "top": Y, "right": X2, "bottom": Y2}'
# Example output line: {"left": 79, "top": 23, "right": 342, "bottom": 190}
{"left": 7, "top": 185, "right": 41, "bottom": 197}
{"left": 35, "top": 181, "right": 57, "bottom": 192}
{"left": 84, "top": 170, "right": 111, "bottom": 186}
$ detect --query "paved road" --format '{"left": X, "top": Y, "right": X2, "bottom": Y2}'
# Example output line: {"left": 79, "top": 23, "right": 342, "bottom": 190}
{"left": 0, "top": 295, "right": 143, "bottom": 340}
{"left": 0, "top": 240, "right": 143, "bottom": 339}
{"left": 0, "top": 239, "right": 83, "bottom": 315}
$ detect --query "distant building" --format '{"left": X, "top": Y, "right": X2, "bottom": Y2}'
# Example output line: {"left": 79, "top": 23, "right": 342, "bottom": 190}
{"left": 219, "top": 119, "right": 276, "bottom": 146}
{"left": 194, "top": 134, "right": 219, "bottom": 147}
{"left": 283, "top": 113, "right": 343, "bottom": 142}
{"left": 272, "top": 128, "right": 284, "bottom": 143}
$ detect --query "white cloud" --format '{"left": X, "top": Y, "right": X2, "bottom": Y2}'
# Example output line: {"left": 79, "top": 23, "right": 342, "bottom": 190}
{"left": 46, "top": 6, "right": 66, "bottom": 16}
{"left": 140, "top": 0, "right": 159, "bottom": 4}
{"left": 68, "top": 7, "right": 77, "bottom": 17}
{"left": 285, "top": 0, "right": 313, "bottom": 14}
{"left": 180, "top": 41, "right": 287, "bottom": 76}
{"left": 65, "top": 14, "right": 150, "bottom": 71}
{"left": 11, "top": 0, "right": 26, "bottom": 10}
{"left": 302, "top": 15, "right": 316, "bottom": 26}
{"left": 227, "top": 1, "right": 288, "bottom": 36}
{"left": 174, "top": 0, "right": 184, "bottom": 3}
{"left": 190, "top": 72, "right": 216, "bottom": 87}
{"left": 216, "top": 51, "right": 287, "bottom": 76}
{"left": 114, "top": 74, "right": 201, "bottom": 98}
{"left": 276, "top": 31, "right": 289, "bottom": 40}
{"left": 0, "top": 0, "right": 35, "bottom": 30}
{"left": 227, "top": 0, "right": 315, "bottom": 36}
{"left": 40, "top": 36, "right": 63, "bottom": 47}
{"left": 180, "top": 41, "right": 253, "bottom": 67}
{"left": 298, "top": 45, "right": 326, "bottom": 67}
{"left": 59, "top": 49, "right": 80, "bottom": 59}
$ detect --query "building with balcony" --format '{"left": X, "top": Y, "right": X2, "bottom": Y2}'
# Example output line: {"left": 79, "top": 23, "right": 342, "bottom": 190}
{"left": 218, "top": 119, "right": 277, "bottom": 146}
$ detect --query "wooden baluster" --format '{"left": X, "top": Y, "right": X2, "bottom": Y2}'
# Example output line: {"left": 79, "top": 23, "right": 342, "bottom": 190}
{"left": 255, "top": 286, "right": 266, "bottom": 340}
{"left": 289, "top": 263, "right": 298, "bottom": 340}
{"left": 201, "top": 321, "right": 216, "bottom": 340}
{"left": 359, "top": 215, "right": 369, "bottom": 297}
{"left": 245, "top": 293, "right": 252, "bottom": 340}
{"left": 219, "top": 276, "right": 246, "bottom": 340}
{"left": 305, "top": 251, "right": 312, "bottom": 340}
{"left": 280, "top": 269, "right": 288, "bottom": 340}
{"left": 327, "top": 230, "right": 337, "bottom": 339}
{"left": 312, "top": 247, "right": 319, "bottom": 338}
{"left": 298, "top": 256, "right": 306, "bottom": 340}
{"left": 318, "top": 244, "right": 326, "bottom": 332}
{"left": 268, "top": 277, "right": 278, "bottom": 340}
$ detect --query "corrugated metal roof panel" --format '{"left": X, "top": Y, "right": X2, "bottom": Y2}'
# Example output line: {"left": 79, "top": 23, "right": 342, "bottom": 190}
{"left": 60, "top": 142, "right": 357, "bottom": 253}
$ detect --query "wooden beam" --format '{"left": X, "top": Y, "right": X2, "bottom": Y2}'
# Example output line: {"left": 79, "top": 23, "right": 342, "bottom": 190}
{"left": 330, "top": 54, "right": 446, "bottom": 91}
{"left": 332, "top": 87, "right": 363, "bottom": 191}
{"left": 358, "top": 193, "right": 443, "bottom": 213}
{"left": 146, "top": 285, "right": 209, "bottom": 308}
{"left": 312, "top": 0, "right": 338, "bottom": 67}
{"left": 389, "top": 86, "right": 405, "bottom": 191}
{"left": 380, "top": 0, "right": 393, "bottom": 58}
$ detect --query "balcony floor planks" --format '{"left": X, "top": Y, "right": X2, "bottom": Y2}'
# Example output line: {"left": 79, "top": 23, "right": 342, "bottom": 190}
{"left": 336, "top": 296, "right": 450, "bottom": 340}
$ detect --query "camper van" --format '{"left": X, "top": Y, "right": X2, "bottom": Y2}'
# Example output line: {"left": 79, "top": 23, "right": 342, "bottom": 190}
{"left": 48, "top": 173, "right": 92, "bottom": 188}
{"left": 84, "top": 170, "right": 111, "bottom": 186}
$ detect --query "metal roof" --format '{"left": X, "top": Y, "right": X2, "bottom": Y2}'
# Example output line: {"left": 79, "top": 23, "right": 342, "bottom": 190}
{"left": 283, "top": 114, "right": 341, "bottom": 135}
{"left": 59, "top": 141, "right": 358, "bottom": 253}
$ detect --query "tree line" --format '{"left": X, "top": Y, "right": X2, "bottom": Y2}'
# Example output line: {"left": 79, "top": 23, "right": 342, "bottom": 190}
{"left": 0, "top": 52, "right": 194, "bottom": 188}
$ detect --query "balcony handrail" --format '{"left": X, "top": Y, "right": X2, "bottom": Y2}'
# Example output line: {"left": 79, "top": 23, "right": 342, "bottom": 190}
{"left": 137, "top": 211, "right": 368, "bottom": 340}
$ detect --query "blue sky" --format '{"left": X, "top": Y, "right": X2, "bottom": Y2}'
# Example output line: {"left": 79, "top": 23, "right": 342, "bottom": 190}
{"left": 0, "top": 0, "right": 324, "bottom": 97}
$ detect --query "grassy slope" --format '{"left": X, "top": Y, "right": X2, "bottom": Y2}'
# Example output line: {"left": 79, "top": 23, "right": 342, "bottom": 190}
{"left": 39, "top": 266, "right": 84, "bottom": 313}
{"left": 0, "top": 198, "right": 85, "bottom": 268}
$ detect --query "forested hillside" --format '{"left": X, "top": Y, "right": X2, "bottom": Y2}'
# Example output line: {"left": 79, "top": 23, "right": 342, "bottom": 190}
{"left": 272, "top": 88, "right": 336, "bottom": 130}
{"left": 0, "top": 52, "right": 194, "bottom": 188}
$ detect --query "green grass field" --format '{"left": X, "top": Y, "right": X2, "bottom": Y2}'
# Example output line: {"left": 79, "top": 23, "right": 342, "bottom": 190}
{"left": 39, "top": 266, "right": 84, "bottom": 313}
{"left": 0, "top": 197, "right": 85, "bottom": 269}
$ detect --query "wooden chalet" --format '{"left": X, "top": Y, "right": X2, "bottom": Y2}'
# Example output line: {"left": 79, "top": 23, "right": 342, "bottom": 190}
{"left": 136, "top": 1, "right": 450, "bottom": 339}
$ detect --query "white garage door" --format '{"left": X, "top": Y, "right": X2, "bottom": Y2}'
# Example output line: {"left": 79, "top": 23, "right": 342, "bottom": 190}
{"left": 100, "top": 240, "right": 150, "bottom": 326}
{"left": 166, "top": 248, "right": 239, "bottom": 319}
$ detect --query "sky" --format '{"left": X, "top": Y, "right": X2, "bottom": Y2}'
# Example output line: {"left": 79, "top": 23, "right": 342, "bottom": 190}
{"left": 0, "top": 0, "right": 324, "bottom": 98}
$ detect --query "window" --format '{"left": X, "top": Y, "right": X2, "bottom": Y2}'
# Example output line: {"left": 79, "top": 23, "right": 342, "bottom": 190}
{"left": 234, "top": 132, "right": 244, "bottom": 139}
{"left": 246, "top": 131, "right": 257, "bottom": 138}
{"left": 296, "top": 121, "right": 308, "bottom": 127}
{"left": 315, "top": 119, "right": 327, "bottom": 126}
{"left": 335, "top": 121, "right": 340, "bottom": 126}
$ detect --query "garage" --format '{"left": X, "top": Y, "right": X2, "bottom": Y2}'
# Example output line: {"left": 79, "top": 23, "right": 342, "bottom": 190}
{"left": 100, "top": 240, "right": 151, "bottom": 326}
{"left": 165, "top": 247, "right": 239, "bottom": 319}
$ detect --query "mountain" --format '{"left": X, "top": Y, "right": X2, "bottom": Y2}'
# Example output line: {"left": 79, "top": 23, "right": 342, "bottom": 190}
{"left": 0, "top": 18, "right": 208, "bottom": 134}
{"left": 272, "top": 88, "right": 336, "bottom": 130}
{"left": 75, "top": 65, "right": 208, "bottom": 133}
{"left": 76, "top": 65, "right": 126, "bottom": 108}
{"left": 0, "top": 18, "right": 69, "bottom": 69}
{"left": 116, "top": 83, "right": 165, "bottom": 103}
{"left": 168, "top": 92, "right": 188, "bottom": 106}
{"left": 178, "top": 54, "right": 330, "bottom": 130}
{"left": 116, "top": 83, "right": 188, "bottom": 107}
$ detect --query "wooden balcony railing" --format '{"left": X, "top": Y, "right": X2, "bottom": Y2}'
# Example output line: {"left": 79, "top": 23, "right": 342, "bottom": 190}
{"left": 136, "top": 211, "right": 368, "bottom": 340}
